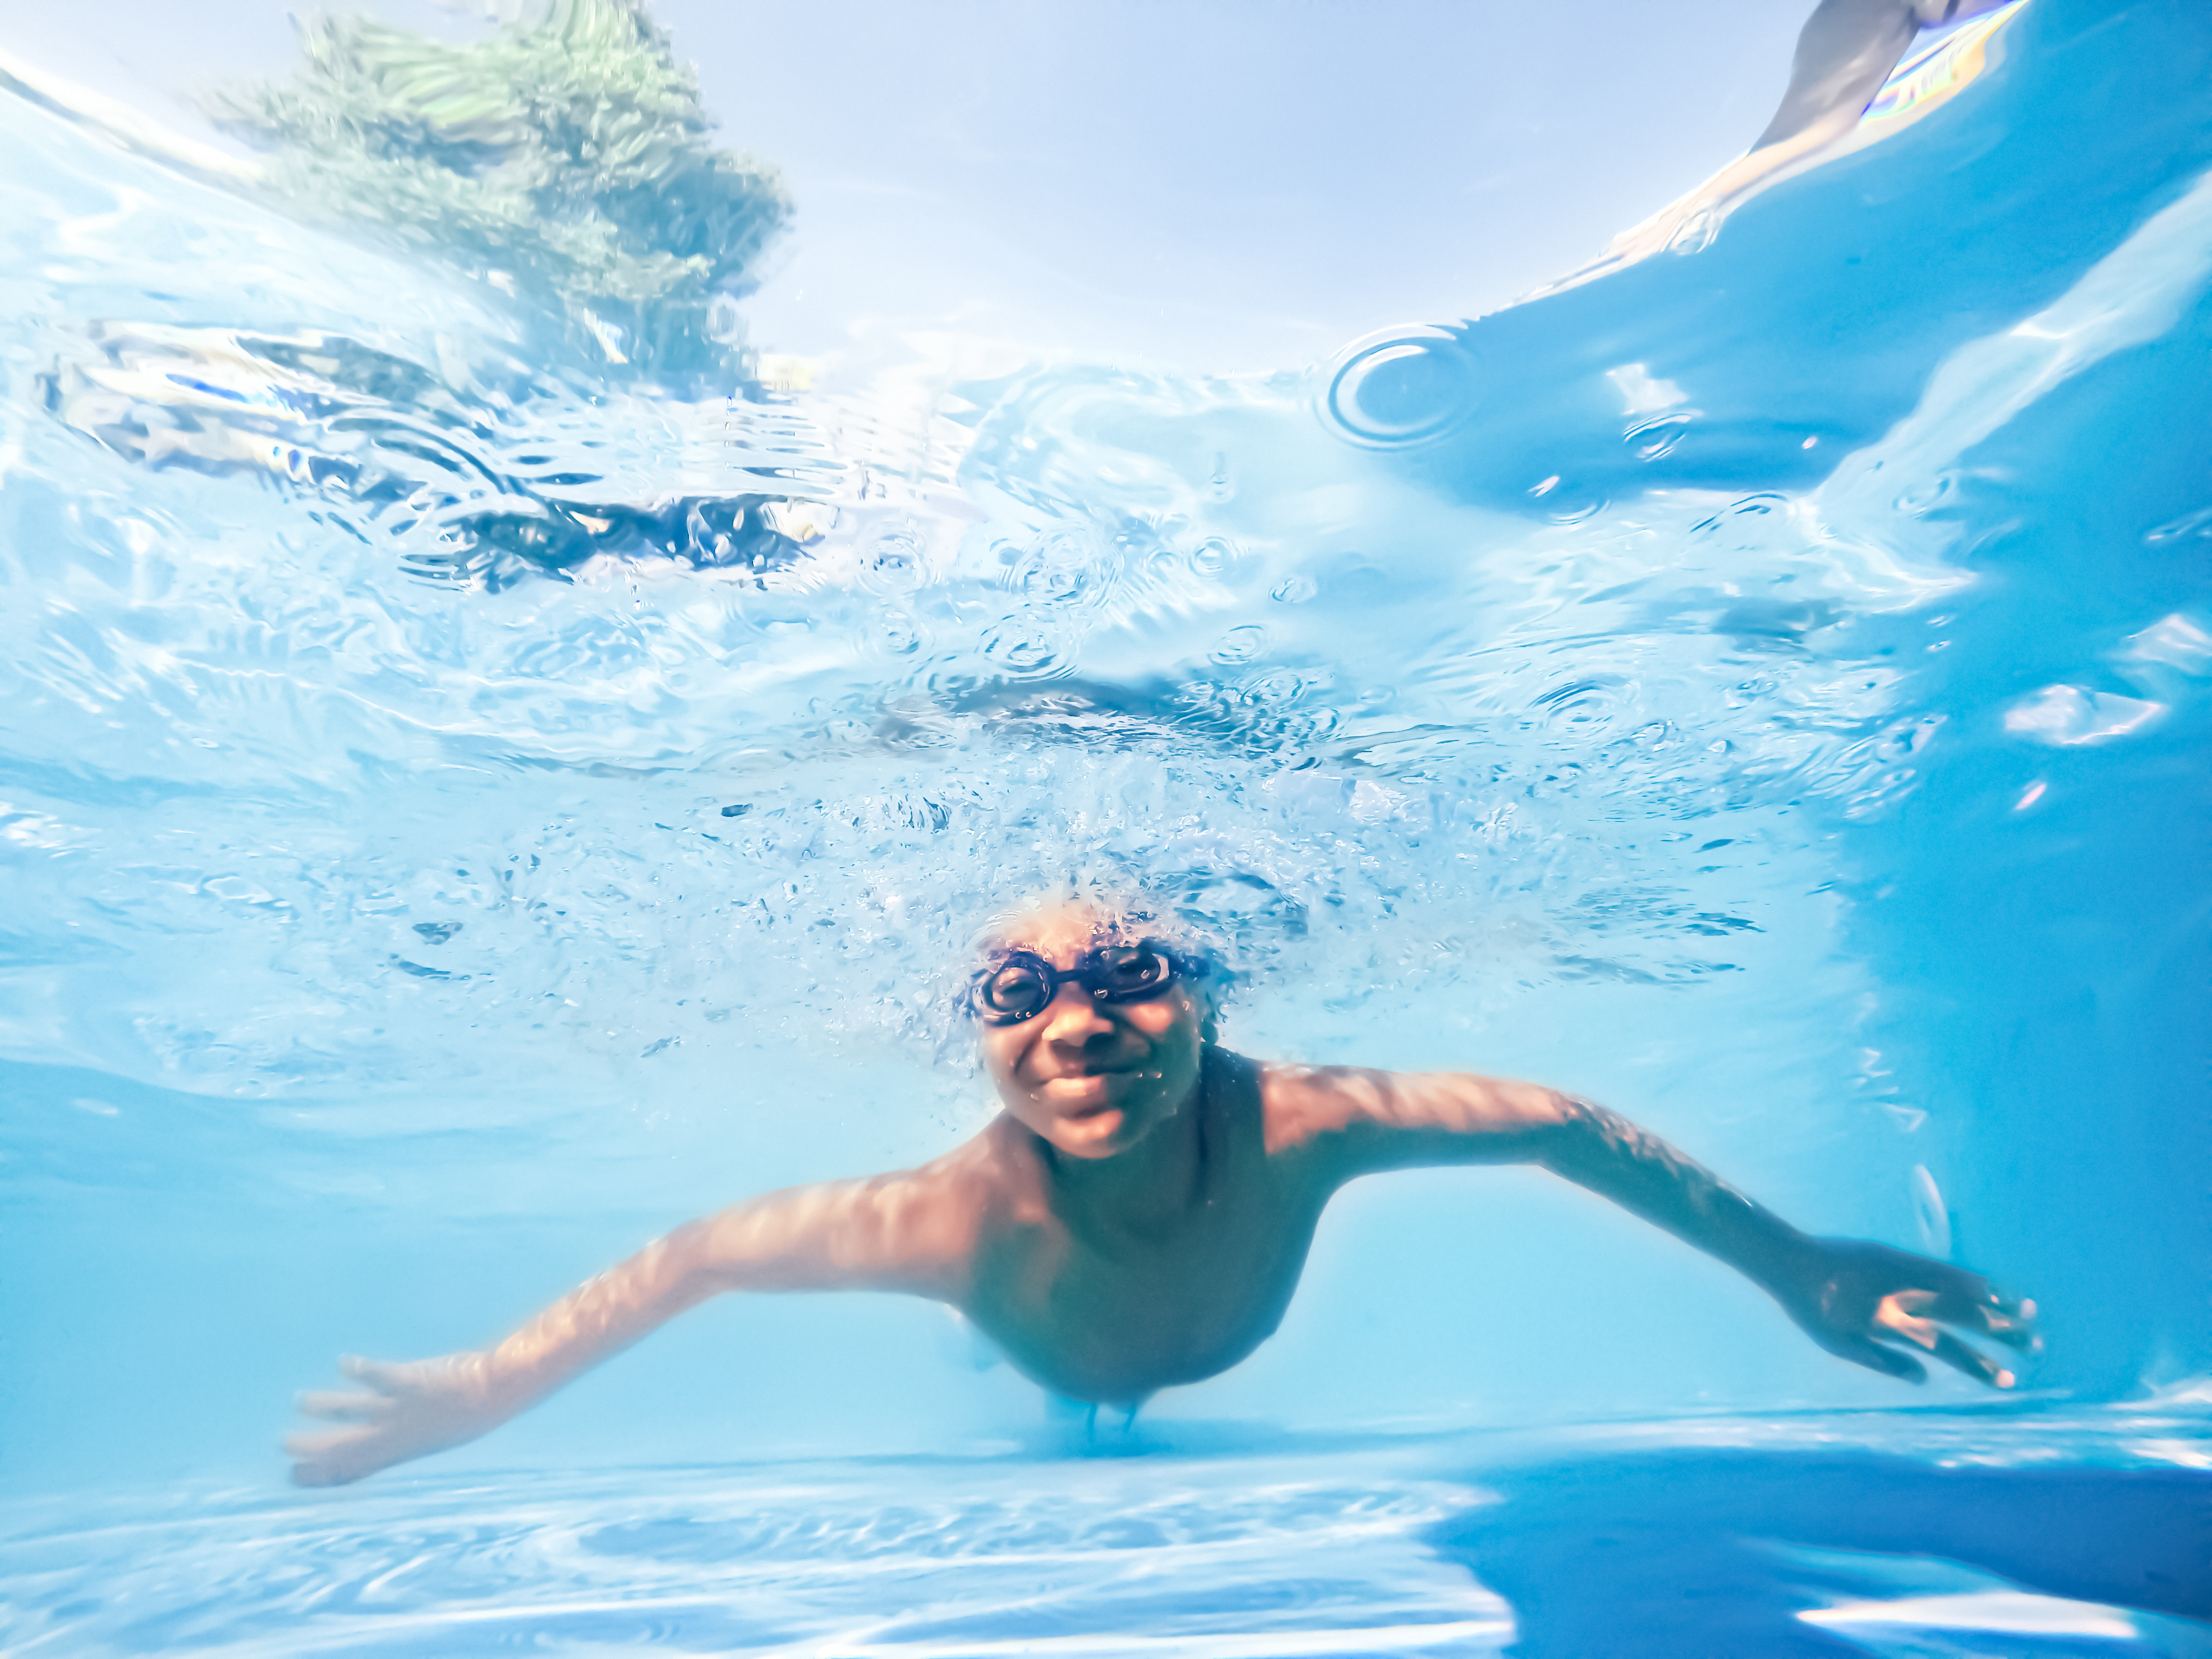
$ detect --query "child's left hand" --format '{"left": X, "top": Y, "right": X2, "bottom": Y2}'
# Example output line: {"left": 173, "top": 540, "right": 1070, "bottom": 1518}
{"left": 1766, "top": 1237, "right": 2041, "bottom": 1387}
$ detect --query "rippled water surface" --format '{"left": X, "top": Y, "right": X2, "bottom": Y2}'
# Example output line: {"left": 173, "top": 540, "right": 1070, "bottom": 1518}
{"left": 0, "top": 45, "right": 2100, "bottom": 1099}
{"left": 7, "top": 1405, "right": 2210, "bottom": 1658}
{"left": 4, "top": 0, "right": 2211, "bottom": 1652}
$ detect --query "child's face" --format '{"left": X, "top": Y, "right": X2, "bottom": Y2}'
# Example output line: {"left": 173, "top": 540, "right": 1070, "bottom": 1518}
{"left": 974, "top": 901, "right": 1207, "bottom": 1160}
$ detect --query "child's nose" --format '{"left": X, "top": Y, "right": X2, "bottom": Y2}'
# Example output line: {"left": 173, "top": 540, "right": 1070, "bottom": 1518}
{"left": 1037, "top": 980, "right": 1112, "bottom": 1039}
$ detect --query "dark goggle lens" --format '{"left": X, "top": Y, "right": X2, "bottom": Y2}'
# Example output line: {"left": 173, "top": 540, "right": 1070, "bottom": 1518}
{"left": 1092, "top": 946, "right": 1168, "bottom": 994}
{"left": 980, "top": 958, "right": 1052, "bottom": 1018}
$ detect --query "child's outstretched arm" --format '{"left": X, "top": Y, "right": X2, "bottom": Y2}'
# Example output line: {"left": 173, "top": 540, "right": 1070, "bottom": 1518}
{"left": 1755, "top": 0, "right": 1936, "bottom": 155}
{"left": 1272, "top": 1065, "right": 2040, "bottom": 1387}
{"left": 1591, "top": 0, "right": 2017, "bottom": 273}
{"left": 285, "top": 1170, "right": 969, "bottom": 1486}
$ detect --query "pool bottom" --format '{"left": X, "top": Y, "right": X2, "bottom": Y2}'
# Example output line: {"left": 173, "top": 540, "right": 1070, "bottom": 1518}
{"left": 2, "top": 1406, "right": 2205, "bottom": 1658}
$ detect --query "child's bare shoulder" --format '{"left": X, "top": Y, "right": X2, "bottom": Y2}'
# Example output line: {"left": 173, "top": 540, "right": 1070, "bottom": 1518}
{"left": 1253, "top": 1057, "right": 1399, "bottom": 1154}
{"left": 905, "top": 1115, "right": 1055, "bottom": 1232}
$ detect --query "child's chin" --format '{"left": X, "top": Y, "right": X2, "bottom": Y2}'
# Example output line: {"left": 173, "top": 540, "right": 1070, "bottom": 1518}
{"left": 1055, "top": 1110, "right": 1134, "bottom": 1155}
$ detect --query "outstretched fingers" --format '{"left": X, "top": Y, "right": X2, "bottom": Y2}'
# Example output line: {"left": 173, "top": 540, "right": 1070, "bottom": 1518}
{"left": 289, "top": 1449, "right": 364, "bottom": 1488}
{"left": 283, "top": 1421, "right": 382, "bottom": 1486}
{"left": 1837, "top": 1333, "right": 1928, "bottom": 1384}
{"left": 285, "top": 1359, "right": 413, "bottom": 1486}
{"left": 296, "top": 1389, "right": 392, "bottom": 1422}
{"left": 284, "top": 1425, "right": 361, "bottom": 1458}
{"left": 1919, "top": 1279, "right": 2043, "bottom": 1357}
{"left": 1875, "top": 1288, "right": 2023, "bottom": 1389}
{"left": 338, "top": 1354, "right": 414, "bottom": 1394}
{"left": 1922, "top": 1327, "right": 2017, "bottom": 1389}
{"left": 1954, "top": 1293, "right": 2041, "bottom": 1353}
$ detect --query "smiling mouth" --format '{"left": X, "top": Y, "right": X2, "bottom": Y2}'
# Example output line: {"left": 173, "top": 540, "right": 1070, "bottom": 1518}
{"left": 1045, "top": 1069, "right": 1139, "bottom": 1099}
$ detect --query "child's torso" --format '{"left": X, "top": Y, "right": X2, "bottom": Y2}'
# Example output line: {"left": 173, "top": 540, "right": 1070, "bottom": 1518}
{"left": 957, "top": 1054, "right": 1329, "bottom": 1404}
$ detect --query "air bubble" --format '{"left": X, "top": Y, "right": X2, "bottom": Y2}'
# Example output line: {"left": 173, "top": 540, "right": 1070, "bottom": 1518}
{"left": 1319, "top": 325, "right": 1480, "bottom": 449}
{"left": 1522, "top": 473, "right": 1605, "bottom": 523}
{"left": 1210, "top": 625, "right": 1270, "bottom": 666}
{"left": 1625, "top": 413, "right": 1693, "bottom": 461}
{"left": 1543, "top": 491, "right": 1608, "bottom": 525}
{"left": 1191, "top": 538, "right": 1236, "bottom": 576}
{"left": 1667, "top": 207, "right": 1719, "bottom": 255}
{"left": 1894, "top": 474, "right": 1955, "bottom": 515}
{"left": 1530, "top": 676, "right": 1627, "bottom": 733}
{"left": 1241, "top": 670, "right": 1303, "bottom": 706}
{"left": 2145, "top": 504, "right": 2212, "bottom": 544}
{"left": 1012, "top": 528, "right": 1117, "bottom": 608}
{"left": 1206, "top": 451, "right": 1234, "bottom": 503}
{"left": 874, "top": 611, "right": 924, "bottom": 656}
{"left": 979, "top": 618, "right": 1065, "bottom": 679}
{"left": 859, "top": 526, "right": 927, "bottom": 594}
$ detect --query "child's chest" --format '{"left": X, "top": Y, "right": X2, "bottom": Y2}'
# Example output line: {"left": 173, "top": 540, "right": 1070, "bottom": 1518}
{"left": 965, "top": 1156, "right": 1326, "bottom": 1401}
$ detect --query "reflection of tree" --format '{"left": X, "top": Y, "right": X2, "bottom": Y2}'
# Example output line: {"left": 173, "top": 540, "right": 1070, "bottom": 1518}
{"left": 208, "top": 0, "right": 790, "bottom": 381}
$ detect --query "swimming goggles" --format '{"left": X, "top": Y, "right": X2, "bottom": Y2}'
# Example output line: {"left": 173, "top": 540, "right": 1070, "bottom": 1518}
{"left": 971, "top": 941, "right": 1207, "bottom": 1025}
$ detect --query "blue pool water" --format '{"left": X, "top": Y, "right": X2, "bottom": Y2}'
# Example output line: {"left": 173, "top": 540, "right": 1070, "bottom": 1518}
{"left": 3, "top": 0, "right": 2209, "bottom": 1651}
{"left": 6, "top": 1405, "right": 2211, "bottom": 1655}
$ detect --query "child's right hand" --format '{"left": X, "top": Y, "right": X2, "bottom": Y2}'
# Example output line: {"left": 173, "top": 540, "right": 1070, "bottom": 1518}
{"left": 285, "top": 1352, "right": 503, "bottom": 1486}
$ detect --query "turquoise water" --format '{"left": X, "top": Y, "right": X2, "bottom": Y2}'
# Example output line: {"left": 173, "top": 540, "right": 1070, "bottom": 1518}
{"left": 3, "top": 0, "right": 2209, "bottom": 1651}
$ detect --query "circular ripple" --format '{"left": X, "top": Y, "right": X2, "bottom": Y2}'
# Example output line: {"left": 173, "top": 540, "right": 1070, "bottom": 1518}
{"left": 1320, "top": 325, "right": 1481, "bottom": 449}
{"left": 1531, "top": 674, "right": 1631, "bottom": 735}
{"left": 1190, "top": 536, "right": 1237, "bottom": 577}
{"left": 979, "top": 617, "right": 1068, "bottom": 679}
{"left": 1210, "top": 624, "right": 1270, "bottom": 666}
{"left": 1011, "top": 528, "right": 1119, "bottom": 609}
{"left": 857, "top": 525, "right": 928, "bottom": 594}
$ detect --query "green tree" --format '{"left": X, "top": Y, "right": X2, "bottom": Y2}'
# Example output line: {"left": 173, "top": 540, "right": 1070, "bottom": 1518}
{"left": 210, "top": 0, "right": 791, "bottom": 379}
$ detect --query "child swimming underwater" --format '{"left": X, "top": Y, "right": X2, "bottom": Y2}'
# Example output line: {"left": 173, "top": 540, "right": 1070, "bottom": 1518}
{"left": 287, "top": 894, "right": 2039, "bottom": 1486}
